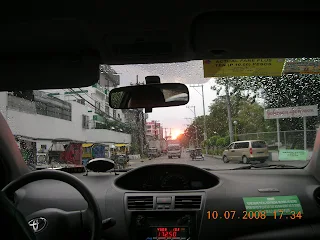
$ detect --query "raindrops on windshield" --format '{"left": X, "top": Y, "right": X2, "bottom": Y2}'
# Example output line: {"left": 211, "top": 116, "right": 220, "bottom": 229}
{"left": 4, "top": 58, "right": 317, "bottom": 171}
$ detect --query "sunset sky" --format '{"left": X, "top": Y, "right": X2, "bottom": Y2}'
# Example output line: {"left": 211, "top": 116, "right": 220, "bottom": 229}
{"left": 112, "top": 61, "right": 218, "bottom": 135}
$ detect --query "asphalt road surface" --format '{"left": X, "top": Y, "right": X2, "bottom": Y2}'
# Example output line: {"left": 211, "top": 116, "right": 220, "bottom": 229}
{"left": 128, "top": 151, "right": 309, "bottom": 170}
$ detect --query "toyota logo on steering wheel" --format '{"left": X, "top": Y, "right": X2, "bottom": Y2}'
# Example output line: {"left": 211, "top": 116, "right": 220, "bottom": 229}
{"left": 28, "top": 217, "right": 47, "bottom": 233}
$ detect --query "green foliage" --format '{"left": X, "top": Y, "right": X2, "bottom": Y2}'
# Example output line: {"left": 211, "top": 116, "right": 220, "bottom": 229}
{"left": 207, "top": 149, "right": 224, "bottom": 156}
{"left": 208, "top": 135, "right": 219, "bottom": 147}
{"left": 130, "top": 143, "right": 140, "bottom": 154}
{"left": 212, "top": 59, "right": 320, "bottom": 131}
{"left": 185, "top": 94, "right": 274, "bottom": 143}
{"left": 224, "top": 136, "right": 230, "bottom": 146}
{"left": 257, "top": 73, "right": 320, "bottom": 131}
{"left": 185, "top": 58, "right": 320, "bottom": 147}
{"left": 95, "top": 117, "right": 133, "bottom": 134}
{"left": 216, "top": 137, "right": 225, "bottom": 147}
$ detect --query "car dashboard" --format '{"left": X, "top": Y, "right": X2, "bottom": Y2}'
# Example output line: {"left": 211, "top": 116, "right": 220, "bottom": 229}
{"left": 14, "top": 164, "right": 320, "bottom": 240}
{"left": 115, "top": 164, "right": 219, "bottom": 191}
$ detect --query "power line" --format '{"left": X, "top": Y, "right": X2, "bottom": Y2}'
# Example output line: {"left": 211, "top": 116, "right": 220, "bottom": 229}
{"left": 67, "top": 88, "right": 124, "bottom": 124}
{"left": 78, "top": 87, "right": 107, "bottom": 108}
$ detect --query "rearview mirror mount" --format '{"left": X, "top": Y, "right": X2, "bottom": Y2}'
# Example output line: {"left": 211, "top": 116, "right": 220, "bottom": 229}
{"left": 109, "top": 83, "right": 189, "bottom": 110}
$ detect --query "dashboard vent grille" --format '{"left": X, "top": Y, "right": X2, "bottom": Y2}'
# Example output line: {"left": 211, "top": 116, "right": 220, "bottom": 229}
{"left": 314, "top": 187, "right": 320, "bottom": 206}
{"left": 127, "top": 196, "right": 153, "bottom": 210}
{"left": 174, "top": 196, "right": 202, "bottom": 209}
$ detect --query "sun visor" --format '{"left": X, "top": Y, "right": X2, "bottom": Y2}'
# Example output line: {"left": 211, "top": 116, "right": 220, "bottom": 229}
{"left": 0, "top": 51, "right": 101, "bottom": 91}
{"left": 192, "top": 11, "right": 320, "bottom": 60}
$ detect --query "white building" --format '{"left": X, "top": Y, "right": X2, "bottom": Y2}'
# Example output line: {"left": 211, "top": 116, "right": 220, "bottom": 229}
{"left": 44, "top": 71, "right": 127, "bottom": 127}
{"left": 0, "top": 71, "right": 132, "bottom": 153}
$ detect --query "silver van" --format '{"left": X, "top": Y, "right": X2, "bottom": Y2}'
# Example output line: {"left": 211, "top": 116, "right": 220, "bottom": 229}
{"left": 222, "top": 140, "right": 269, "bottom": 164}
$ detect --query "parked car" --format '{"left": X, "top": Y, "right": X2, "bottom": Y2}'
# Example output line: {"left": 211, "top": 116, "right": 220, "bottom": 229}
{"left": 222, "top": 140, "right": 269, "bottom": 164}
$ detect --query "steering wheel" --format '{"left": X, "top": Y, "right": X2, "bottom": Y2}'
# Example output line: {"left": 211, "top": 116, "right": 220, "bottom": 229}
{"left": 1, "top": 170, "right": 102, "bottom": 240}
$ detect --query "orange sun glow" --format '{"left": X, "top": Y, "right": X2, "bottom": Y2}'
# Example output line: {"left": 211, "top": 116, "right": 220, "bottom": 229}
{"left": 171, "top": 129, "right": 182, "bottom": 140}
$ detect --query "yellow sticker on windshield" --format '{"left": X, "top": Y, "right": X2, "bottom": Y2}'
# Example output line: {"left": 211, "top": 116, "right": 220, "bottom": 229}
{"left": 203, "top": 59, "right": 285, "bottom": 77}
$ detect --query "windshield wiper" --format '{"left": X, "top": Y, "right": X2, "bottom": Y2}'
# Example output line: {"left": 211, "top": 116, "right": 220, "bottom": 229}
{"left": 202, "top": 164, "right": 302, "bottom": 171}
{"left": 231, "top": 163, "right": 302, "bottom": 170}
{"left": 108, "top": 168, "right": 133, "bottom": 173}
{"left": 201, "top": 167, "right": 237, "bottom": 171}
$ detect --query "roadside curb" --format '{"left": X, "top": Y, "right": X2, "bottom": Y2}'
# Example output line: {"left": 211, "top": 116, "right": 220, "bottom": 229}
{"left": 204, "top": 154, "right": 223, "bottom": 159}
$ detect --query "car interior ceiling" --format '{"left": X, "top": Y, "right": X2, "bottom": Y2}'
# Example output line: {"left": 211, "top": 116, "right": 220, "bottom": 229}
{"left": 2, "top": 1, "right": 320, "bottom": 240}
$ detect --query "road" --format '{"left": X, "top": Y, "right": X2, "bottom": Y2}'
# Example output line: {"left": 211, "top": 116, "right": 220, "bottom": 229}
{"left": 128, "top": 151, "right": 309, "bottom": 169}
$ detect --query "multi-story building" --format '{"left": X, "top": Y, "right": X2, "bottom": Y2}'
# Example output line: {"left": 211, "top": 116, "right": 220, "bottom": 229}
{"left": 44, "top": 66, "right": 126, "bottom": 129}
{"left": 0, "top": 65, "right": 132, "bottom": 161}
{"left": 146, "top": 121, "right": 163, "bottom": 139}
{"left": 0, "top": 90, "right": 131, "bottom": 150}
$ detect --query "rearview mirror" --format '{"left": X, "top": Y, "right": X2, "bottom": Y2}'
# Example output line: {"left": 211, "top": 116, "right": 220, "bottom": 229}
{"left": 109, "top": 83, "right": 189, "bottom": 109}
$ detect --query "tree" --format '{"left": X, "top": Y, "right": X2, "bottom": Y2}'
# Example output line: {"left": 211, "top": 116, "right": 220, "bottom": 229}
{"left": 185, "top": 58, "right": 320, "bottom": 147}
{"left": 216, "top": 137, "right": 226, "bottom": 147}
{"left": 207, "top": 94, "right": 273, "bottom": 135}
{"left": 234, "top": 98, "right": 276, "bottom": 134}
{"left": 257, "top": 74, "right": 320, "bottom": 131}
{"left": 208, "top": 135, "right": 220, "bottom": 147}
{"left": 176, "top": 134, "right": 189, "bottom": 148}
{"left": 184, "top": 94, "right": 273, "bottom": 144}
{"left": 212, "top": 58, "right": 320, "bottom": 131}
{"left": 212, "top": 76, "right": 263, "bottom": 142}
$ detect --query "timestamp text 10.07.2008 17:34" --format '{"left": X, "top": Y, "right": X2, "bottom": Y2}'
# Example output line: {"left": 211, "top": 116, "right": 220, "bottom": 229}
{"left": 207, "top": 210, "right": 302, "bottom": 220}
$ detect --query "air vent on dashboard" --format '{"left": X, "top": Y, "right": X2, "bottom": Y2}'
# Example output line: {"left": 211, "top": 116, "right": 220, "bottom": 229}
{"left": 314, "top": 187, "right": 320, "bottom": 206}
{"left": 127, "top": 196, "right": 153, "bottom": 210}
{"left": 174, "top": 196, "right": 202, "bottom": 209}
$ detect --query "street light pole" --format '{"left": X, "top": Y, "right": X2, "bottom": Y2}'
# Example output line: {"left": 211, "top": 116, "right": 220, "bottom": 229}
{"left": 225, "top": 79, "right": 234, "bottom": 143}
{"left": 201, "top": 85, "right": 207, "bottom": 140}
{"left": 233, "top": 120, "right": 238, "bottom": 141}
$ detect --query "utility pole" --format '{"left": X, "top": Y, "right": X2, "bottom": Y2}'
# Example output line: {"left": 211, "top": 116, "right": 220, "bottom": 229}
{"left": 183, "top": 123, "right": 192, "bottom": 148}
{"left": 185, "top": 118, "right": 195, "bottom": 148}
{"left": 134, "top": 74, "right": 144, "bottom": 155}
{"left": 163, "top": 128, "right": 170, "bottom": 139}
{"left": 141, "top": 111, "right": 146, "bottom": 153}
{"left": 186, "top": 106, "right": 198, "bottom": 147}
{"left": 154, "top": 120, "right": 158, "bottom": 140}
{"left": 190, "top": 84, "right": 207, "bottom": 153}
{"left": 225, "top": 79, "right": 234, "bottom": 143}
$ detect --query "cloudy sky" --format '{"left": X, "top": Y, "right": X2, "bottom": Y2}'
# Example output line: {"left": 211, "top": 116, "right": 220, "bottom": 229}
{"left": 112, "top": 60, "right": 218, "bottom": 136}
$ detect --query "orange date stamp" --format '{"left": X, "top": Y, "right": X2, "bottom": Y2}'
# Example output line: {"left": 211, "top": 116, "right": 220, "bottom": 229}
{"left": 207, "top": 210, "right": 302, "bottom": 220}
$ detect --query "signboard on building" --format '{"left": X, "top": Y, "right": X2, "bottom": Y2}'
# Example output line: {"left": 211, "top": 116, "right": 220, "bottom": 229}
{"left": 264, "top": 105, "right": 318, "bottom": 119}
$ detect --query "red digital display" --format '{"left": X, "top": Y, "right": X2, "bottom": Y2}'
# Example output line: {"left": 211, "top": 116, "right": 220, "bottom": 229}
{"left": 156, "top": 227, "right": 186, "bottom": 238}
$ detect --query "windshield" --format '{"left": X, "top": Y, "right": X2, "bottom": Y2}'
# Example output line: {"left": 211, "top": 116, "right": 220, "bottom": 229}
{"left": 168, "top": 145, "right": 180, "bottom": 151}
{"left": 7, "top": 58, "right": 318, "bottom": 171}
{"left": 252, "top": 141, "right": 267, "bottom": 148}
